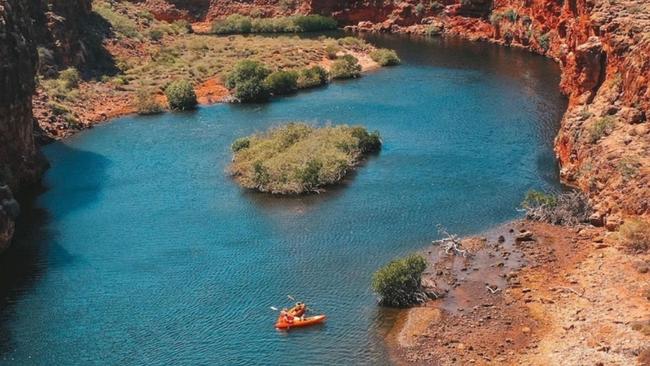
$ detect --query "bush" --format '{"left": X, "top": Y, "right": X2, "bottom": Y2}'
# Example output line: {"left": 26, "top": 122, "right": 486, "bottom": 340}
{"left": 337, "top": 37, "right": 369, "bottom": 51}
{"left": 211, "top": 15, "right": 337, "bottom": 34}
{"left": 264, "top": 70, "right": 298, "bottom": 95}
{"left": 589, "top": 116, "right": 615, "bottom": 143}
{"left": 149, "top": 28, "right": 164, "bottom": 41}
{"left": 136, "top": 89, "right": 163, "bottom": 115}
{"left": 522, "top": 190, "right": 592, "bottom": 226}
{"left": 330, "top": 55, "right": 362, "bottom": 79}
{"left": 425, "top": 25, "right": 443, "bottom": 36}
{"left": 415, "top": 3, "right": 425, "bottom": 16}
{"left": 370, "top": 48, "right": 401, "bottom": 66}
{"left": 229, "top": 123, "right": 382, "bottom": 194}
{"left": 172, "top": 19, "right": 193, "bottom": 34}
{"left": 325, "top": 43, "right": 341, "bottom": 59}
{"left": 59, "top": 67, "right": 81, "bottom": 89}
{"left": 231, "top": 137, "right": 250, "bottom": 152}
{"left": 538, "top": 32, "right": 551, "bottom": 51}
{"left": 297, "top": 66, "right": 329, "bottom": 89}
{"left": 292, "top": 15, "right": 338, "bottom": 32}
{"left": 504, "top": 9, "right": 518, "bottom": 23}
{"left": 211, "top": 14, "right": 253, "bottom": 34}
{"left": 351, "top": 127, "right": 381, "bottom": 153}
{"left": 165, "top": 79, "right": 197, "bottom": 111}
{"left": 225, "top": 60, "right": 272, "bottom": 102}
{"left": 372, "top": 254, "right": 429, "bottom": 307}
{"left": 619, "top": 219, "right": 650, "bottom": 253}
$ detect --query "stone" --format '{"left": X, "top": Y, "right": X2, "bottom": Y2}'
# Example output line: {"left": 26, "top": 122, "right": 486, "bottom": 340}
{"left": 516, "top": 231, "right": 534, "bottom": 242}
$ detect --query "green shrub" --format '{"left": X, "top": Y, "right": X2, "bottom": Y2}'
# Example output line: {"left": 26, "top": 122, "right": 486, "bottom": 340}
{"left": 589, "top": 116, "right": 615, "bottom": 143}
{"left": 504, "top": 9, "right": 518, "bottom": 23}
{"left": 415, "top": 2, "right": 425, "bottom": 16}
{"left": 372, "top": 254, "right": 429, "bottom": 307}
{"left": 425, "top": 25, "right": 443, "bottom": 36}
{"left": 264, "top": 70, "right": 298, "bottom": 95}
{"left": 325, "top": 43, "right": 340, "bottom": 59}
{"left": 337, "top": 37, "right": 369, "bottom": 51}
{"left": 522, "top": 190, "right": 558, "bottom": 208}
{"left": 225, "top": 60, "right": 272, "bottom": 102}
{"left": 490, "top": 12, "right": 504, "bottom": 25}
{"left": 292, "top": 15, "right": 338, "bottom": 32}
{"left": 59, "top": 67, "right": 81, "bottom": 89}
{"left": 172, "top": 20, "right": 193, "bottom": 34}
{"left": 165, "top": 79, "right": 197, "bottom": 111}
{"left": 229, "top": 123, "right": 382, "bottom": 194}
{"left": 231, "top": 137, "right": 251, "bottom": 152}
{"left": 351, "top": 127, "right": 381, "bottom": 153}
{"left": 94, "top": 2, "right": 140, "bottom": 38}
{"left": 430, "top": 1, "right": 444, "bottom": 12}
{"left": 619, "top": 219, "right": 650, "bottom": 253}
{"left": 136, "top": 89, "right": 163, "bottom": 115}
{"left": 211, "top": 15, "right": 337, "bottom": 34}
{"left": 538, "top": 32, "right": 551, "bottom": 51}
{"left": 149, "top": 28, "right": 164, "bottom": 41}
{"left": 330, "top": 55, "right": 362, "bottom": 79}
{"left": 211, "top": 14, "right": 253, "bottom": 34}
{"left": 370, "top": 48, "right": 401, "bottom": 66}
{"left": 296, "top": 66, "right": 329, "bottom": 89}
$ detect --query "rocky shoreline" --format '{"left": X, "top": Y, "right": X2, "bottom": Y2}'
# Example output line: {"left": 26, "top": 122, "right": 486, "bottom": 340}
{"left": 386, "top": 220, "right": 649, "bottom": 365}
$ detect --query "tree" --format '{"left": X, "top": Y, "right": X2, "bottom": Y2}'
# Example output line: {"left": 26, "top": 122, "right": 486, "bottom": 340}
{"left": 330, "top": 54, "right": 362, "bottom": 79}
{"left": 226, "top": 60, "right": 271, "bottom": 102}
{"left": 372, "top": 254, "right": 429, "bottom": 307}
{"left": 165, "top": 79, "right": 197, "bottom": 111}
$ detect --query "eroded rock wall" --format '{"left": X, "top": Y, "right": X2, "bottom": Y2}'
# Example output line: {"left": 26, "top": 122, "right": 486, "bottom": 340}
{"left": 0, "top": 0, "right": 43, "bottom": 252}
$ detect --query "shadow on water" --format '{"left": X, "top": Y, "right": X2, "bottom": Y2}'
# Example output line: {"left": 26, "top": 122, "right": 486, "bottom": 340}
{"left": 0, "top": 144, "right": 110, "bottom": 356}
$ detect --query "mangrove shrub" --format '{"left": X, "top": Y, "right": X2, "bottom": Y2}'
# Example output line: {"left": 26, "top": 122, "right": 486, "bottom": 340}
{"left": 264, "top": 70, "right": 298, "bottom": 95}
{"left": 229, "top": 123, "right": 382, "bottom": 194}
{"left": 297, "top": 66, "right": 329, "bottom": 89}
{"left": 330, "top": 55, "right": 362, "bottom": 79}
{"left": 226, "top": 60, "right": 271, "bottom": 102}
{"left": 370, "top": 48, "right": 401, "bottom": 66}
{"left": 372, "top": 254, "right": 429, "bottom": 307}
{"left": 165, "top": 79, "right": 197, "bottom": 111}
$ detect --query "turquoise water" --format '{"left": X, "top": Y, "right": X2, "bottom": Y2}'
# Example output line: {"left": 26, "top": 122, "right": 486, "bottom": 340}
{"left": 0, "top": 35, "right": 566, "bottom": 365}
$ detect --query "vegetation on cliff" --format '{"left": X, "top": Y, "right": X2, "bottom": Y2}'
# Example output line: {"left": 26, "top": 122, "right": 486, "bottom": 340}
{"left": 229, "top": 123, "right": 381, "bottom": 194}
{"left": 210, "top": 15, "right": 337, "bottom": 34}
{"left": 372, "top": 254, "right": 430, "bottom": 307}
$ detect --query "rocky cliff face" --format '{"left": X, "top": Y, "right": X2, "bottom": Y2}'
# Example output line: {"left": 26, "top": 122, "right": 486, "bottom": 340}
{"left": 317, "top": 0, "right": 650, "bottom": 222}
{"left": 0, "top": 0, "right": 91, "bottom": 252}
{"left": 0, "top": 0, "right": 42, "bottom": 252}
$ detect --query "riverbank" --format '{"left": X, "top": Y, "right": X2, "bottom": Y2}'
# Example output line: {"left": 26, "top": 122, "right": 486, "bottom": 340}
{"left": 386, "top": 220, "right": 650, "bottom": 365}
{"left": 33, "top": 1, "right": 384, "bottom": 141}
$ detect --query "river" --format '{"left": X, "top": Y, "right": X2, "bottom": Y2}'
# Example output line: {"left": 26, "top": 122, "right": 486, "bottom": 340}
{"left": 0, "top": 34, "right": 566, "bottom": 365}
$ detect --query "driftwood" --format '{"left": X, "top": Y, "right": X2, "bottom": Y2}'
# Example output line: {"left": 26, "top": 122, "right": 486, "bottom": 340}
{"left": 432, "top": 225, "right": 469, "bottom": 257}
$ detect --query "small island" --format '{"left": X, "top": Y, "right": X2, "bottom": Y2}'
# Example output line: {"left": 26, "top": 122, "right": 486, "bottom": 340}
{"left": 229, "top": 123, "right": 381, "bottom": 194}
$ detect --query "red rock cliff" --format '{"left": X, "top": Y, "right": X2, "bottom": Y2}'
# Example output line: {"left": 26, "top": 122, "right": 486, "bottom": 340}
{"left": 0, "top": 0, "right": 91, "bottom": 252}
{"left": 0, "top": 0, "right": 42, "bottom": 251}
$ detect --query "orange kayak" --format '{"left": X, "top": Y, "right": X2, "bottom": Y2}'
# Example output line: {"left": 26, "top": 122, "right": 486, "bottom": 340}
{"left": 275, "top": 315, "right": 326, "bottom": 329}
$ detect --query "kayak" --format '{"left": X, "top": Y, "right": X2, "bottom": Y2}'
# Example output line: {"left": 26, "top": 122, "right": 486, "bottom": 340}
{"left": 275, "top": 315, "right": 326, "bottom": 330}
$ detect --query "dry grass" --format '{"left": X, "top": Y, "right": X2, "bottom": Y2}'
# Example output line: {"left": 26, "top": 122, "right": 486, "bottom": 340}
{"left": 229, "top": 123, "right": 381, "bottom": 194}
{"left": 619, "top": 219, "right": 650, "bottom": 253}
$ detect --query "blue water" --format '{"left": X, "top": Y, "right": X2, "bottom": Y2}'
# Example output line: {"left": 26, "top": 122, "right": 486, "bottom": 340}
{"left": 0, "top": 35, "right": 566, "bottom": 365}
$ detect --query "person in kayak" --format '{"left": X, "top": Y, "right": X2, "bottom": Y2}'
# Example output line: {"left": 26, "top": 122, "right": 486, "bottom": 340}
{"left": 288, "top": 302, "right": 306, "bottom": 317}
{"left": 280, "top": 309, "right": 295, "bottom": 324}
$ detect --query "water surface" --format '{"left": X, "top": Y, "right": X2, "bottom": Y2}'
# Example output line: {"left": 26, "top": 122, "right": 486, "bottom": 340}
{"left": 0, "top": 35, "right": 566, "bottom": 365}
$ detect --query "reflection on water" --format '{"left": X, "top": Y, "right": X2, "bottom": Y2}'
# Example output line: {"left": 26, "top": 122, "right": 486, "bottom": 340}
{"left": 0, "top": 34, "right": 566, "bottom": 365}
